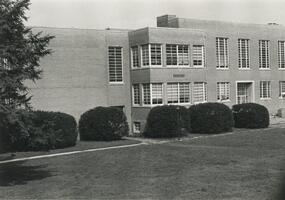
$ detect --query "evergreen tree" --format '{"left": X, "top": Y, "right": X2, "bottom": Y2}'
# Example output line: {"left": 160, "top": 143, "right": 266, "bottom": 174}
{"left": 0, "top": 0, "right": 54, "bottom": 110}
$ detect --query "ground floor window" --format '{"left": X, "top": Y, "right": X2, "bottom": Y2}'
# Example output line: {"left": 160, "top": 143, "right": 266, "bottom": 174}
{"left": 132, "top": 84, "right": 140, "bottom": 105}
{"left": 133, "top": 122, "right": 141, "bottom": 133}
{"left": 142, "top": 83, "right": 163, "bottom": 105}
{"left": 193, "top": 82, "right": 207, "bottom": 103}
{"left": 217, "top": 82, "right": 230, "bottom": 101}
{"left": 260, "top": 81, "right": 271, "bottom": 99}
{"left": 166, "top": 83, "right": 190, "bottom": 104}
{"left": 280, "top": 81, "right": 285, "bottom": 98}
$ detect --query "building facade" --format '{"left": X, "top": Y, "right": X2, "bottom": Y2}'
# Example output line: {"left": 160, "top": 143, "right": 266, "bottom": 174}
{"left": 29, "top": 15, "right": 285, "bottom": 134}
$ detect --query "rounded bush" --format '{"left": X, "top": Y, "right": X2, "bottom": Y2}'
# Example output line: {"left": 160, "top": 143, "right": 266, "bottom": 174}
{"left": 79, "top": 107, "right": 129, "bottom": 141}
{"left": 0, "top": 109, "right": 78, "bottom": 151}
{"left": 189, "top": 102, "right": 234, "bottom": 134}
{"left": 232, "top": 103, "right": 269, "bottom": 129}
{"left": 143, "top": 105, "right": 189, "bottom": 138}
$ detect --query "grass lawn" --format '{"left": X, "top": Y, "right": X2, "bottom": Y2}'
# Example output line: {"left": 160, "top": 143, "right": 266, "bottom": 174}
{"left": 0, "top": 128, "right": 285, "bottom": 200}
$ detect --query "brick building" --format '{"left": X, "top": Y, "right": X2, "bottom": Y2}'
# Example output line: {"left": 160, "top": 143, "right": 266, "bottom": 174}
{"left": 29, "top": 15, "right": 285, "bottom": 134}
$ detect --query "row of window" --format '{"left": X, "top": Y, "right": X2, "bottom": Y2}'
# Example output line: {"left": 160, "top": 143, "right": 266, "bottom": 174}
{"left": 108, "top": 39, "right": 285, "bottom": 83}
{"left": 132, "top": 81, "right": 285, "bottom": 106}
{"left": 130, "top": 40, "right": 285, "bottom": 69}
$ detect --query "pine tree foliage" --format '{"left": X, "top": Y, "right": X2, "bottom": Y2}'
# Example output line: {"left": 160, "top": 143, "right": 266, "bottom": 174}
{"left": 0, "top": 0, "right": 54, "bottom": 109}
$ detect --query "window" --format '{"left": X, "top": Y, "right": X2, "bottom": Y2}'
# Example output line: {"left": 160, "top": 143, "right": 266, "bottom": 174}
{"left": 259, "top": 40, "right": 269, "bottom": 69}
{"left": 133, "top": 122, "right": 141, "bottom": 133}
{"left": 260, "top": 81, "right": 271, "bottom": 99}
{"left": 166, "top": 44, "right": 177, "bottom": 66}
{"left": 238, "top": 39, "right": 250, "bottom": 69}
{"left": 193, "top": 45, "right": 204, "bottom": 68}
{"left": 151, "top": 83, "right": 163, "bottom": 105}
{"left": 1, "top": 58, "right": 11, "bottom": 70}
{"left": 142, "top": 84, "right": 151, "bottom": 105}
{"left": 132, "top": 84, "right": 140, "bottom": 105}
{"left": 142, "top": 83, "right": 163, "bottom": 105}
{"left": 167, "top": 83, "right": 190, "bottom": 104}
{"left": 178, "top": 45, "right": 189, "bottom": 65}
{"left": 278, "top": 41, "right": 285, "bottom": 69}
{"left": 150, "top": 44, "right": 162, "bottom": 66}
{"left": 141, "top": 44, "right": 149, "bottom": 66}
{"left": 279, "top": 81, "right": 285, "bottom": 98}
{"left": 141, "top": 44, "right": 162, "bottom": 66}
{"left": 193, "top": 82, "right": 207, "bottom": 103}
{"left": 217, "top": 82, "right": 230, "bottom": 101}
{"left": 131, "top": 46, "right": 139, "bottom": 68}
{"left": 216, "top": 37, "right": 229, "bottom": 69}
{"left": 166, "top": 44, "right": 189, "bottom": 66}
{"left": 108, "top": 46, "right": 123, "bottom": 83}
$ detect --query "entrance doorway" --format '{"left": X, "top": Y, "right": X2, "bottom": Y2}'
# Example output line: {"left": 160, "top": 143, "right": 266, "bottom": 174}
{"left": 236, "top": 82, "right": 254, "bottom": 104}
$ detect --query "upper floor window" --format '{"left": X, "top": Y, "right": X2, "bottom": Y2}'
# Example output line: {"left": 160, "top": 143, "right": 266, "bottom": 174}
{"left": 217, "top": 82, "right": 230, "bottom": 101}
{"left": 216, "top": 37, "right": 229, "bottom": 69}
{"left": 259, "top": 40, "right": 269, "bottom": 69}
{"left": 141, "top": 44, "right": 162, "bottom": 67}
{"left": 132, "top": 84, "right": 140, "bottom": 105}
{"left": 260, "top": 81, "right": 271, "bottom": 99}
{"left": 278, "top": 41, "right": 285, "bottom": 69}
{"left": 166, "top": 44, "right": 189, "bottom": 66}
{"left": 238, "top": 39, "right": 250, "bottom": 69}
{"left": 141, "top": 45, "right": 149, "bottom": 66}
{"left": 193, "top": 82, "right": 207, "bottom": 103}
{"left": 131, "top": 46, "right": 139, "bottom": 68}
{"left": 279, "top": 81, "right": 285, "bottom": 98}
{"left": 192, "top": 45, "right": 205, "bottom": 68}
{"left": 167, "top": 82, "right": 190, "bottom": 104}
{"left": 108, "top": 46, "right": 123, "bottom": 83}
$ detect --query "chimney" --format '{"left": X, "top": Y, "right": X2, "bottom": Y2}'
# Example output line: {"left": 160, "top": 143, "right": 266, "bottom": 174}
{"left": 157, "top": 15, "right": 176, "bottom": 27}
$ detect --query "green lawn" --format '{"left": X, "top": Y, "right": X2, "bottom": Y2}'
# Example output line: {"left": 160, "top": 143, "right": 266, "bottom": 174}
{"left": 0, "top": 128, "right": 285, "bottom": 200}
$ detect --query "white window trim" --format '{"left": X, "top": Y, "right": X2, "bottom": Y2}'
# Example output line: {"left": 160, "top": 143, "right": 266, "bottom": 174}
{"left": 235, "top": 80, "right": 255, "bottom": 104}
{"left": 131, "top": 46, "right": 140, "bottom": 69}
{"left": 259, "top": 40, "right": 270, "bottom": 70}
{"left": 279, "top": 81, "right": 285, "bottom": 99}
{"left": 217, "top": 82, "right": 231, "bottom": 102}
{"left": 192, "top": 45, "right": 205, "bottom": 68}
{"left": 166, "top": 44, "right": 190, "bottom": 68}
{"left": 108, "top": 46, "right": 124, "bottom": 84}
{"left": 133, "top": 121, "right": 141, "bottom": 134}
{"left": 140, "top": 44, "right": 163, "bottom": 68}
{"left": 260, "top": 81, "right": 271, "bottom": 100}
{"left": 166, "top": 82, "right": 191, "bottom": 105}
{"left": 142, "top": 83, "right": 164, "bottom": 107}
{"left": 132, "top": 84, "right": 141, "bottom": 106}
{"left": 193, "top": 82, "right": 207, "bottom": 104}
{"left": 238, "top": 39, "right": 250, "bottom": 69}
{"left": 216, "top": 37, "right": 229, "bottom": 69}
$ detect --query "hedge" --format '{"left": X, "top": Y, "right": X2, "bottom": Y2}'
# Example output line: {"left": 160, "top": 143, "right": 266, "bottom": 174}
{"left": 189, "top": 102, "right": 234, "bottom": 134}
{"left": 232, "top": 103, "right": 269, "bottom": 128}
{"left": 79, "top": 107, "right": 129, "bottom": 141}
{"left": 143, "top": 105, "right": 189, "bottom": 138}
{"left": 0, "top": 109, "right": 78, "bottom": 152}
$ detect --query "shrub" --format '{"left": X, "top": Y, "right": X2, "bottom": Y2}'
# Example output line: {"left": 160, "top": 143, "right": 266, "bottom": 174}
{"left": 143, "top": 105, "right": 189, "bottom": 138}
{"left": 189, "top": 103, "right": 233, "bottom": 134}
{"left": 0, "top": 109, "right": 78, "bottom": 152}
{"left": 79, "top": 107, "right": 129, "bottom": 141}
{"left": 232, "top": 103, "right": 269, "bottom": 128}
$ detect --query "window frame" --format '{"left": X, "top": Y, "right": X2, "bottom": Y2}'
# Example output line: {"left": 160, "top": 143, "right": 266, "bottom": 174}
{"left": 217, "top": 82, "right": 230, "bottom": 102}
{"left": 260, "top": 81, "right": 271, "bottom": 99}
{"left": 259, "top": 40, "right": 270, "bottom": 70}
{"left": 133, "top": 121, "right": 141, "bottom": 134}
{"left": 142, "top": 83, "right": 164, "bottom": 106}
{"left": 166, "top": 44, "right": 190, "bottom": 67}
{"left": 279, "top": 81, "right": 285, "bottom": 99}
{"left": 193, "top": 82, "right": 207, "bottom": 104}
{"left": 131, "top": 46, "right": 140, "bottom": 69}
{"left": 166, "top": 82, "right": 191, "bottom": 105}
{"left": 192, "top": 45, "right": 205, "bottom": 68}
{"left": 108, "top": 46, "right": 124, "bottom": 84}
{"left": 132, "top": 84, "right": 141, "bottom": 106}
{"left": 278, "top": 41, "right": 285, "bottom": 69}
{"left": 216, "top": 37, "right": 229, "bottom": 69}
{"left": 238, "top": 39, "right": 250, "bottom": 69}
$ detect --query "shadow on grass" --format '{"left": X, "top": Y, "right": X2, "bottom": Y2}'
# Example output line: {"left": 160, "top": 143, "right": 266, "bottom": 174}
{"left": 0, "top": 161, "right": 53, "bottom": 186}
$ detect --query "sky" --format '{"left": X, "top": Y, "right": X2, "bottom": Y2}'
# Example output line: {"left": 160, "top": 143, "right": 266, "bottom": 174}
{"left": 25, "top": 0, "right": 285, "bottom": 29}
